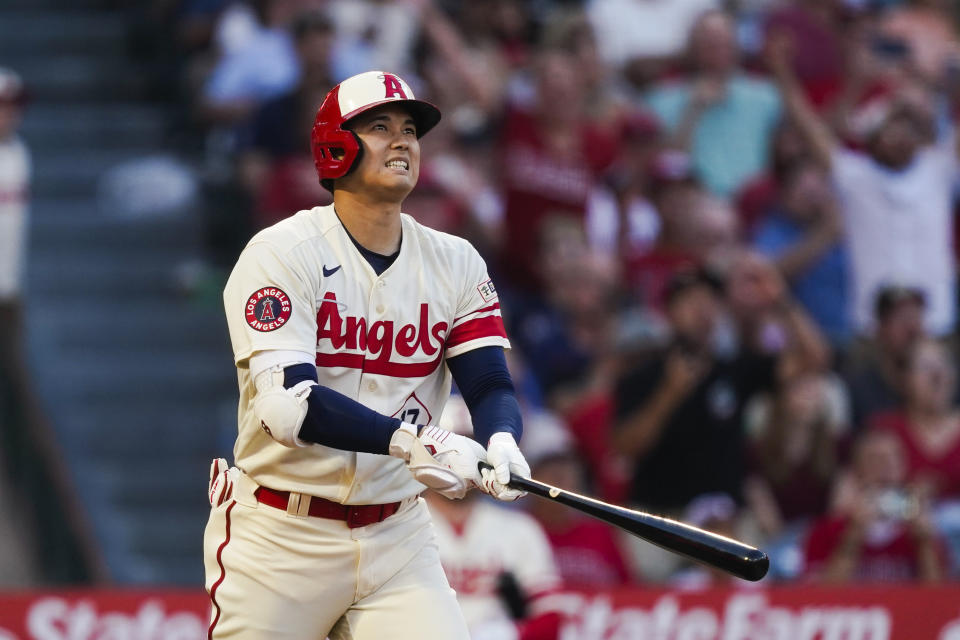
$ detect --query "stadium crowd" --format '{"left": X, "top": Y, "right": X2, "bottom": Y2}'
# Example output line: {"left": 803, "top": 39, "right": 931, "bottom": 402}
{"left": 133, "top": 0, "right": 960, "bottom": 606}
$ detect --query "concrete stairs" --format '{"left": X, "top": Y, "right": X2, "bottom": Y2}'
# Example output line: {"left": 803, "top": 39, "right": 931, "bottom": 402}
{"left": 2, "top": 2, "right": 236, "bottom": 584}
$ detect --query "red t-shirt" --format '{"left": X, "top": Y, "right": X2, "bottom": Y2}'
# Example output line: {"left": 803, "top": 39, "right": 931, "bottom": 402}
{"left": 746, "top": 446, "right": 832, "bottom": 523}
{"left": 622, "top": 247, "right": 699, "bottom": 310}
{"left": 869, "top": 411, "right": 960, "bottom": 500}
{"left": 803, "top": 515, "right": 934, "bottom": 582}
{"left": 541, "top": 518, "right": 632, "bottom": 589}
{"left": 735, "top": 172, "right": 779, "bottom": 238}
{"left": 497, "top": 107, "right": 618, "bottom": 289}
{"left": 564, "top": 392, "right": 630, "bottom": 504}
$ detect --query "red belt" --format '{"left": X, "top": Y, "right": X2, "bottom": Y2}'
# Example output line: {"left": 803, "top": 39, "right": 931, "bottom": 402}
{"left": 254, "top": 486, "right": 402, "bottom": 528}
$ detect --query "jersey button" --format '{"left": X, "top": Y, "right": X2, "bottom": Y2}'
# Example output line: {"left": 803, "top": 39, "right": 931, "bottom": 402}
{"left": 368, "top": 381, "right": 377, "bottom": 391}
{"left": 377, "top": 281, "right": 386, "bottom": 288}
{"left": 376, "top": 304, "right": 385, "bottom": 314}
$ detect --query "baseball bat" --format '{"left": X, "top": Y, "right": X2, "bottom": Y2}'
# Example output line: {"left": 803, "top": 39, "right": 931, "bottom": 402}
{"left": 479, "top": 463, "right": 769, "bottom": 582}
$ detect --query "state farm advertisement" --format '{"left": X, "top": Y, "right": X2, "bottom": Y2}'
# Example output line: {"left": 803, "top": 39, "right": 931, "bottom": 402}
{"left": 534, "top": 586, "right": 960, "bottom": 640}
{"left": 0, "top": 591, "right": 208, "bottom": 640}
{"left": 0, "top": 585, "right": 959, "bottom": 639}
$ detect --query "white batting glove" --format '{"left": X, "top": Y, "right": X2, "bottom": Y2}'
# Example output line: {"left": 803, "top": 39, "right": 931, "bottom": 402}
{"left": 389, "top": 423, "right": 485, "bottom": 500}
{"left": 208, "top": 458, "right": 235, "bottom": 507}
{"left": 481, "top": 432, "right": 529, "bottom": 501}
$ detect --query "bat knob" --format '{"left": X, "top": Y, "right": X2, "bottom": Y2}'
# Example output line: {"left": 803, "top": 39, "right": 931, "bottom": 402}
{"left": 742, "top": 549, "right": 770, "bottom": 582}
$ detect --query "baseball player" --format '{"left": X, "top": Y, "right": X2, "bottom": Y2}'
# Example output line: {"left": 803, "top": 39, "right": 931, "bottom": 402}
{"left": 203, "top": 70, "right": 532, "bottom": 640}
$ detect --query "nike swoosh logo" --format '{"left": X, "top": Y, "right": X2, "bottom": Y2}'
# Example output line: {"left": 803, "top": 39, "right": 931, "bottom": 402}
{"left": 323, "top": 265, "right": 341, "bottom": 277}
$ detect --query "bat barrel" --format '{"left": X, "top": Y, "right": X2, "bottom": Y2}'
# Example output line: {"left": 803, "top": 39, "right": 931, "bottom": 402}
{"left": 488, "top": 466, "right": 769, "bottom": 582}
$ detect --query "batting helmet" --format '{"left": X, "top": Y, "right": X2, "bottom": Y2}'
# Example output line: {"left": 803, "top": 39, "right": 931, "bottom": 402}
{"left": 311, "top": 71, "right": 441, "bottom": 189}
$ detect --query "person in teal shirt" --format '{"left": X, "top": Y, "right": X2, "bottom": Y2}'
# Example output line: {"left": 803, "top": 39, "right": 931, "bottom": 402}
{"left": 645, "top": 10, "right": 781, "bottom": 197}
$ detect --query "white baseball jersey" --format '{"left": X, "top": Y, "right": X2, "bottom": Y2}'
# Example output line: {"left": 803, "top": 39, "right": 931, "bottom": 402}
{"left": 223, "top": 204, "right": 509, "bottom": 504}
{"left": 430, "top": 501, "right": 560, "bottom": 631}
{"left": 0, "top": 136, "right": 30, "bottom": 300}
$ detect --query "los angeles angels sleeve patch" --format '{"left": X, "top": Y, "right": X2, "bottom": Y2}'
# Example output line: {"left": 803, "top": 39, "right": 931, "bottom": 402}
{"left": 477, "top": 279, "right": 498, "bottom": 303}
{"left": 245, "top": 287, "right": 293, "bottom": 332}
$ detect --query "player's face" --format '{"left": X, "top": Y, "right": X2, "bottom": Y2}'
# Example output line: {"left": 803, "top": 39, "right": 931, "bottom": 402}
{"left": 346, "top": 104, "right": 420, "bottom": 200}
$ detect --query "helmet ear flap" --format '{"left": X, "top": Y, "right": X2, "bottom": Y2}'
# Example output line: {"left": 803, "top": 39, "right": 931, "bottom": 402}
{"left": 349, "top": 130, "right": 364, "bottom": 175}
{"left": 314, "top": 129, "right": 364, "bottom": 192}
{"left": 312, "top": 126, "right": 362, "bottom": 186}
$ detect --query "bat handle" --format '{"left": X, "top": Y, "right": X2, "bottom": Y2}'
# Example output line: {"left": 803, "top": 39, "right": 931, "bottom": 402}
{"left": 478, "top": 461, "right": 517, "bottom": 486}
{"left": 477, "top": 461, "right": 494, "bottom": 480}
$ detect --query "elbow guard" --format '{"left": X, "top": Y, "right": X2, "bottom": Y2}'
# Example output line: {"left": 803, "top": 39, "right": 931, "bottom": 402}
{"left": 253, "top": 365, "right": 315, "bottom": 448}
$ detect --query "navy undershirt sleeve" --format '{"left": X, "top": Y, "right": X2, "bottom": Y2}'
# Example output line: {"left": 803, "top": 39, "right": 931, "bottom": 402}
{"left": 283, "top": 363, "right": 401, "bottom": 454}
{"left": 282, "top": 346, "right": 521, "bottom": 453}
{"left": 447, "top": 346, "right": 523, "bottom": 445}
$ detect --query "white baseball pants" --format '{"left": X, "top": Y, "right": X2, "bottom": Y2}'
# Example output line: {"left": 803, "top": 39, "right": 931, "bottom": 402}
{"left": 203, "top": 469, "right": 470, "bottom": 639}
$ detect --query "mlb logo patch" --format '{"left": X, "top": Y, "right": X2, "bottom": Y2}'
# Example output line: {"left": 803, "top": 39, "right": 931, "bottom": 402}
{"left": 477, "top": 279, "right": 497, "bottom": 303}
{"left": 245, "top": 287, "right": 292, "bottom": 332}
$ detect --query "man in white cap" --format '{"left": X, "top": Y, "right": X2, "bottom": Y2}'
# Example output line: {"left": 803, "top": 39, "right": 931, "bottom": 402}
{"left": 204, "top": 70, "right": 532, "bottom": 639}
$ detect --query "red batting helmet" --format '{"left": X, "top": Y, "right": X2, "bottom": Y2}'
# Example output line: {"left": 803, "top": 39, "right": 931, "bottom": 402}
{"left": 311, "top": 71, "right": 441, "bottom": 188}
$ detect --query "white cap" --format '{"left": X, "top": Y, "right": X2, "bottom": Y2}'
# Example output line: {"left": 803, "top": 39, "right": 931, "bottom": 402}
{"left": 333, "top": 71, "right": 440, "bottom": 135}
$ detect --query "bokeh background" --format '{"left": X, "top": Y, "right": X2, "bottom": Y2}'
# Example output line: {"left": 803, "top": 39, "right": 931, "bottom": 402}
{"left": 2, "top": 0, "right": 960, "bottom": 636}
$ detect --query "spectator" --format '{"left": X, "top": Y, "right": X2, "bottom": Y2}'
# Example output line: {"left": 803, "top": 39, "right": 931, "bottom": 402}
{"left": 762, "top": 0, "right": 846, "bottom": 109}
{"left": 587, "top": 0, "right": 720, "bottom": 71}
{"left": 768, "top": 32, "right": 957, "bottom": 337}
{"left": 585, "top": 110, "right": 662, "bottom": 261}
{"left": 735, "top": 119, "right": 810, "bottom": 236}
{"left": 722, "top": 251, "right": 831, "bottom": 381}
{"left": 869, "top": 338, "right": 960, "bottom": 501}
{"left": 544, "top": 9, "right": 623, "bottom": 136}
{"left": 804, "top": 429, "right": 946, "bottom": 583}
{"left": 521, "top": 419, "right": 633, "bottom": 589}
{"left": 237, "top": 9, "right": 335, "bottom": 229}
{"left": 509, "top": 218, "right": 619, "bottom": 405}
{"left": 842, "top": 285, "right": 928, "bottom": 431}
{"left": 645, "top": 10, "right": 782, "bottom": 197}
{"left": 753, "top": 158, "right": 850, "bottom": 345}
{"left": 744, "top": 373, "right": 849, "bottom": 538}
{"left": 417, "top": 1, "right": 512, "bottom": 142}
{"left": 878, "top": 0, "right": 960, "bottom": 87}
{"left": 427, "top": 396, "right": 561, "bottom": 639}
{"left": 409, "top": 2, "right": 518, "bottom": 243}
{"left": 622, "top": 151, "right": 739, "bottom": 310}
{"left": 496, "top": 48, "right": 619, "bottom": 290}
{"left": 615, "top": 267, "right": 735, "bottom": 517}
{"left": 614, "top": 254, "right": 829, "bottom": 514}
{"left": 327, "top": 0, "right": 422, "bottom": 80}
{"left": 197, "top": 0, "right": 305, "bottom": 128}
{"left": 449, "top": 0, "right": 535, "bottom": 71}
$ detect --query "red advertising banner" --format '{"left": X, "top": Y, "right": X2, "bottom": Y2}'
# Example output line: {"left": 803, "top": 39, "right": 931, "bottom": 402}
{"left": 0, "top": 585, "right": 958, "bottom": 639}
{"left": 0, "top": 591, "right": 209, "bottom": 640}
{"left": 533, "top": 586, "right": 960, "bottom": 640}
